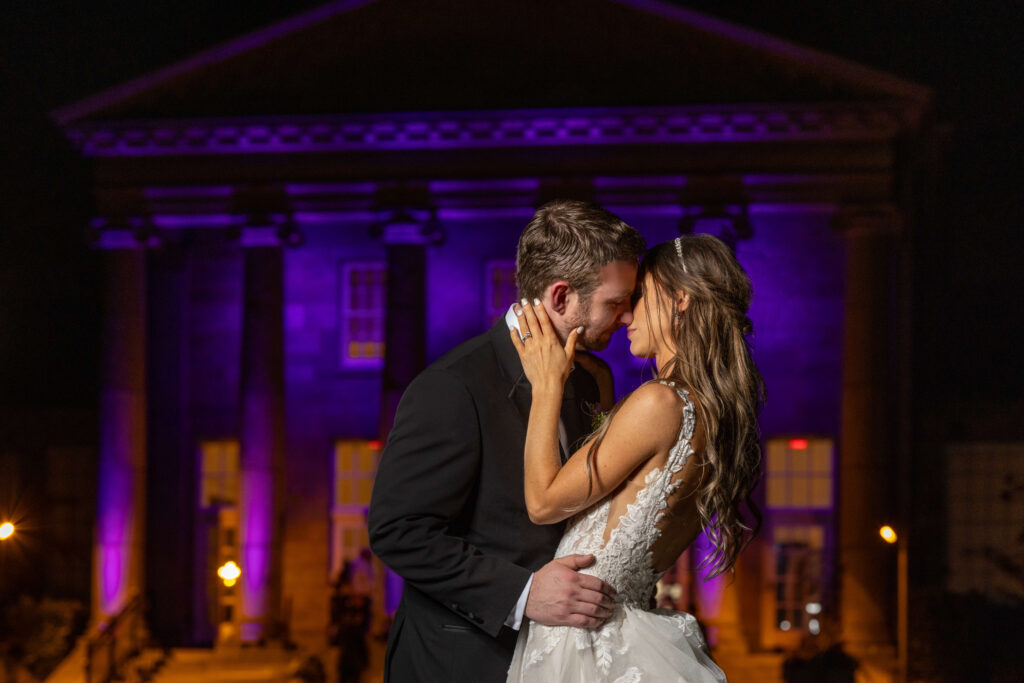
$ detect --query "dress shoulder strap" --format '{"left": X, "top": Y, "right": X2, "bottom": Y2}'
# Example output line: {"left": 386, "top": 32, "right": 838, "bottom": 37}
{"left": 654, "top": 380, "right": 697, "bottom": 471}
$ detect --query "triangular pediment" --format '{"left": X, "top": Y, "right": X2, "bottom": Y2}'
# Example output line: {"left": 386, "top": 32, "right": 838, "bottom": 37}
{"left": 54, "top": 0, "right": 929, "bottom": 125}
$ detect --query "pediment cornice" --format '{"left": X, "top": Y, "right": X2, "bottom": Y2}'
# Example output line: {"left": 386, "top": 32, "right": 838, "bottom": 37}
{"left": 53, "top": 0, "right": 931, "bottom": 128}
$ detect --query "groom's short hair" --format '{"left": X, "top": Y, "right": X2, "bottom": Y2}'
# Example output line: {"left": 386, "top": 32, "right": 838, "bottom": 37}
{"left": 516, "top": 200, "right": 645, "bottom": 302}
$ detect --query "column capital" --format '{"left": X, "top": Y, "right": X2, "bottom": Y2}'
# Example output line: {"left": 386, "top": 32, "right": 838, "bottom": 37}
{"left": 89, "top": 216, "right": 162, "bottom": 250}
{"left": 371, "top": 209, "right": 444, "bottom": 246}
{"left": 678, "top": 204, "right": 753, "bottom": 249}
{"left": 831, "top": 204, "right": 903, "bottom": 238}
{"left": 236, "top": 214, "right": 303, "bottom": 248}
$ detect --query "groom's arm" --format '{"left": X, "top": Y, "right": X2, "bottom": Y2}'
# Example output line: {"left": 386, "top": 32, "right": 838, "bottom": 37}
{"left": 368, "top": 368, "right": 531, "bottom": 637}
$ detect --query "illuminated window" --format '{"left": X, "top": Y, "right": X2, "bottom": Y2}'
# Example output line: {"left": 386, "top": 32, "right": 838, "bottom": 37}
{"left": 484, "top": 260, "right": 518, "bottom": 326}
{"left": 334, "top": 440, "right": 380, "bottom": 507}
{"left": 766, "top": 437, "right": 834, "bottom": 509}
{"left": 340, "top": 262, "right": 386, "bottom": 367}
{"left": 331, "top": 440, "right": 381, "bottom": 576}
{"left": 200, "top": 440, "right": 239, "bottom": 507}
{"left": 773, "top": 524, "right": 825, "bottom": 633}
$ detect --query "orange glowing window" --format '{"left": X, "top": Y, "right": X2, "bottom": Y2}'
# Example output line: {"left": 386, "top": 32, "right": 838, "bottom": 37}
{"left": 340, "top": 262, "right": 386, "bottom": 367}
{"left": 199, "top": 439, "right": 239, "bottom": 507}
{"left": 485, "top": 260, "right": 518, "bottom": 326}
{"left": 334, "top": 440, "right": 382, "bottom": 507}
{"left": 766, "top": 437, "right": 834, "bottom": 509}
{"left": 331, "top": 439, "right": 381, "bottom": 577}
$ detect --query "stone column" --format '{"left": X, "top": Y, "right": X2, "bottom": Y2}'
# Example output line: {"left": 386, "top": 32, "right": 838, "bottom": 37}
{"left": 835, "top": 206, "right": 902, "bottom": 652}
{"left": 377, "top": 217, "right": 443, "bottom": 440}
{"left": 145, "top": 244, "right": 193, "bottom": 644}
{"left": 237, "top": 237, "right": 286, "bottom": 643}
{"left": 95, "top": 248, "right": 147, "bottom": 622}
{"left": 376, "top": 216, "right": 442, "bottom": 616}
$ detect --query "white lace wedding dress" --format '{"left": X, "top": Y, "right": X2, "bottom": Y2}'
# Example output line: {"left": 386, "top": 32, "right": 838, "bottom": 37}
{"left": 507, "top": 383, "right": 726, "bottom": 683}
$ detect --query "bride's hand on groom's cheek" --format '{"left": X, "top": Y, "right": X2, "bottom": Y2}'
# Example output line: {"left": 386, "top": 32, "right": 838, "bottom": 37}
{"left": 511, "top": 300, "right": 580, "bottom": 390}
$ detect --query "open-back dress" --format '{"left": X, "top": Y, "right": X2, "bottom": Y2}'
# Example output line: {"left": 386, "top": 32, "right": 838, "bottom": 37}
{"left": 507, "top": 382, "right": 726, "bottom": 683}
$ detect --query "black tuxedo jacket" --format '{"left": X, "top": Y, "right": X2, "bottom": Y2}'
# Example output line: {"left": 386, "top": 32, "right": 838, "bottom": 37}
{"left": 368, "top": 319, "right": 599, "bottom": 682}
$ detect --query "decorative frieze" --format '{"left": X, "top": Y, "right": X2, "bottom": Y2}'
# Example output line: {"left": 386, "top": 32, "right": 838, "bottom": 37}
{"left": 64, "top": 104, "right": 908, "bottom": 157}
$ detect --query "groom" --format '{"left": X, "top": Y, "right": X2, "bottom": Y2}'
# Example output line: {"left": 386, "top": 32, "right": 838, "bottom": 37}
{"left": 368, "top": 200, "right": 645, "bottom": 682}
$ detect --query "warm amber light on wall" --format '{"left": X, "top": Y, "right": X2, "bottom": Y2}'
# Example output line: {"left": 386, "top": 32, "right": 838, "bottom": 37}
{"left": 879, "top": 525, "right": 898, "bottom": 544}
{"left": 217, "top": 560, "right": 241, "bottom": 587}
{"left": 0, "top": 522, "right": 14, "bottom": 540}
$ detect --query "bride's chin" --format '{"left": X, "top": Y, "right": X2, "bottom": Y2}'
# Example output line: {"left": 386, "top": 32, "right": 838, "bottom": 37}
{"left": 629, "top": 344, "right": 654, "bottom": 359}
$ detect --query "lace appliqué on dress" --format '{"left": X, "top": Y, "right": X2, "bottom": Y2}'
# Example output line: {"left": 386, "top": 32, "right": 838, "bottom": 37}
{"left": 508, "top": 384, "right": 725, "bottom": 682}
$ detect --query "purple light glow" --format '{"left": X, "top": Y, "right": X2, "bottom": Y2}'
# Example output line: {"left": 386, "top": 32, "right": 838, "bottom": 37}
{"left": 144, "top": 185, "right": 234, "bottom": 199}
{"left": 96, "top": 384, "right": 143, "bottom": 616}
{"left": 238, "top": 466, "right": 273, "bottom": 637}
{"left": 99, "top": 544, "right": 125, "bottom": 613}
{"left": 692, "top": 531, "right": 728, "bottom": 643}
{"left": 428, "top": 178, "right": 539, "bottom": 194}
{"left": 285, "top": 182, "right": 379, "bottom": 196}
{"left": 293, "top": 210, "right": 380, "bottom": 224}
{"left": 151, "top": 213, "right": 244, "bottom": 229}
{"left": 435, "top": 207, "right": 536, "bottom": 222}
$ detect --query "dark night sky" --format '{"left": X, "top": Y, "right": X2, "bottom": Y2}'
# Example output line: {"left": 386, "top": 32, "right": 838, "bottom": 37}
{"left": 1, "top": 1, "right": 1021, "bottom": 416}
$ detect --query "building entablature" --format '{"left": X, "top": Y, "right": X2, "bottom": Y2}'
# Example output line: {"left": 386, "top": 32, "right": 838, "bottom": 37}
{"left": 64, "top": 102, "right": 917, "bottom": 159}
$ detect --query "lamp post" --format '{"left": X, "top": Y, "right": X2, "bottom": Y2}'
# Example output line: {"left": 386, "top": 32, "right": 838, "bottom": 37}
{"left": 879, "top": 525, "right": 907, "bottom": 683}
{"left": 217, "top": 561, "right": 241, "bottom": 588}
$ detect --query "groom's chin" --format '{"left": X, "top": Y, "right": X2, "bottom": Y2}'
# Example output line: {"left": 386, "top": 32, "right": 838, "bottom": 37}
{"left": 580, "top": 333, "right": 613, "bottom": 352}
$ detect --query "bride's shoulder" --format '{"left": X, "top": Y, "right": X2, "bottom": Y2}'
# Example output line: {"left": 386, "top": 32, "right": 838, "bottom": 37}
{"left": 616, "top": 381, "right": 690, "bottom": 431}
{"left": 599, "top": 382, "right": 697, "bottom": 456}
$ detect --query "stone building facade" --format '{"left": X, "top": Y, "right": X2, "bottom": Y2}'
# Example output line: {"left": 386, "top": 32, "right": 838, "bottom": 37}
{"left": 54, "top": 0, "right": 938, "bottom": 674}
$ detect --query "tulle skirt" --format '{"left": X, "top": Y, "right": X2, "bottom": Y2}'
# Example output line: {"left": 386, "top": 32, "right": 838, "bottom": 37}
{"left": 507, "top": 605, "right": 727, "bottom": 682}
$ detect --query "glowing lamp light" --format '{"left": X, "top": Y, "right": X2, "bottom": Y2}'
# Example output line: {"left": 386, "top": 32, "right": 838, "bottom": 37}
{"left": 218, "top": 561, "right": 241, "bottom": 587}
{"left": 779, "top": 620, "right": 792, "bottom": 631}
{"left": 368, "top": 440, "right": 383, "bottom": 451}
{"left": 0, "top": 522, "right": 14, "bottom": 540}
{"left": 879, "top": 525, "right": 898, "bottom": 544}
{"left": 788, "top": 438, "right": 809, "bottom": 450}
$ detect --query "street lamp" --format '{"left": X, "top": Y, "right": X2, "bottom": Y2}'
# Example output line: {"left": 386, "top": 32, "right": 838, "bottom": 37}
{"left": 0, "top": 522, "right": 14, "bottom": 540}
{"left": 879, "top": 525, "right": 907, "bottom": 682}
{"left": 217, "top": 560, "right": 241, "bottom": 588}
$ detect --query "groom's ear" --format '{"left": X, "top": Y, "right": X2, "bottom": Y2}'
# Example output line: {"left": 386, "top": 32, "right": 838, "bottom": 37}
{"left": 547, "top": 281, "right": 571, "bottom": 315}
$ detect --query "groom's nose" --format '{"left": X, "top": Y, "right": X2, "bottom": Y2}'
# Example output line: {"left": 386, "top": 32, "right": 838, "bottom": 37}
{"left": 618, "top": 308, "right": 633, "bottom": 325}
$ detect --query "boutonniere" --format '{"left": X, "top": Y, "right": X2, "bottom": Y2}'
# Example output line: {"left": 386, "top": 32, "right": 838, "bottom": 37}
{"left": 584, "top": 401, "right": 609, "bottom": 432}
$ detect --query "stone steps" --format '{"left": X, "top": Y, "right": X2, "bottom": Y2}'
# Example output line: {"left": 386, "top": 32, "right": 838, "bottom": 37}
{"left": 148, "top": 647, "right": 304, "bottom": 683}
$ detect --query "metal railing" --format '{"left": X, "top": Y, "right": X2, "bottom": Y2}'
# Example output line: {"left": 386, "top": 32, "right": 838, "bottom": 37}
{"left": 84, "top": 594, "right": 146, "bottom": 683}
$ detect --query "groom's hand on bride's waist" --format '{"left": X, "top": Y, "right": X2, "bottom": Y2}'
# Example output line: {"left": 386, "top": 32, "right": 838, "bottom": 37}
{"left": 524, "top": 554, "right": 617, "bottom": 629}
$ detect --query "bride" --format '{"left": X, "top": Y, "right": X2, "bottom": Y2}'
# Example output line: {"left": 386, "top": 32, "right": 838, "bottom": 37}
{"left": 507, "top": 234, "right": 765, "bottom": 682}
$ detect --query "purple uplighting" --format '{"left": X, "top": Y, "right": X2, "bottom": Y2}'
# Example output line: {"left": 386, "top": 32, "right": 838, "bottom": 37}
{"left": 99, "top": 545, "right": 125, "bottom": 615}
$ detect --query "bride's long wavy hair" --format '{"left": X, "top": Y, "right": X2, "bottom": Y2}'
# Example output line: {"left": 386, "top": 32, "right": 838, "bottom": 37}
{"left": 586, "top": 234, "right": 765, "bottom": 578}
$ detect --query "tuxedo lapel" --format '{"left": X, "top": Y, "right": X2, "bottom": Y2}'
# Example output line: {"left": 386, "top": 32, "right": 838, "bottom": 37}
{"left": 562, "top": 370, "right": 596, "bottom": 456}
{"left": 489, "top": 319, "right": 532, "bottom": 430}
{"left": 490, "top": 319, "right": 599, "bottom": 461}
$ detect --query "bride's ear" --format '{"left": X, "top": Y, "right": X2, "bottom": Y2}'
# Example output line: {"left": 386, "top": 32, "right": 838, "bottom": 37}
{"left": 676, "top": 291, "right": 691, "bottom": 314}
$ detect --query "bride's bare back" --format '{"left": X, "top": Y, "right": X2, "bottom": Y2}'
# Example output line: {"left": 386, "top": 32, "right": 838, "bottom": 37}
{"left": 599, "top": 381, "right": 708, "bottom": 574}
